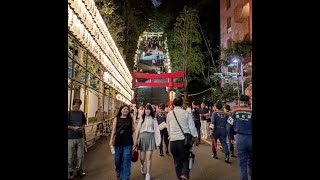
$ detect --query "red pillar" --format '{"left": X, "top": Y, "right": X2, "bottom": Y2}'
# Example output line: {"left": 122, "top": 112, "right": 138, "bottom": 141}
{"left": 167, "top": 77, "right": 173, "bottom": 107}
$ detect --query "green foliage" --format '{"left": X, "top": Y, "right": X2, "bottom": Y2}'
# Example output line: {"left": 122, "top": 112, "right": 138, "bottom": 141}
{"left": 148, "top": 10, "right": 174, "bottom": 32}
{"left": 170, "top": 6, "right": 204, "bottom": 85}
{"left": 95, "top": 0, "right": 154, "bottom": 69}
{"left": 202, "top": 83, "right": 238, "bottom": 104}
{"left": 95, "top": 0, "right": 125, "bottom": 55}
{"left": 219, "top": 40, "right": 252, "bottom": 63}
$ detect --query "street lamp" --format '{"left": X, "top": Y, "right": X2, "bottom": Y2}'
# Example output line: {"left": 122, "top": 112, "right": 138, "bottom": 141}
{"left": 231, "top": 57, "right": 244, "bottom": 95}
{"left": 232, "top": 59, "right": 240, "bottom": 100}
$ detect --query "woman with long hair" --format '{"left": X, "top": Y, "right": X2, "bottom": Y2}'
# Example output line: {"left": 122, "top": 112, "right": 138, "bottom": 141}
{"left": 109, "top": 105, "right": 135, "bottom": 180}
{"left": 134, "top": 104, "right": 160, "bottom": 180}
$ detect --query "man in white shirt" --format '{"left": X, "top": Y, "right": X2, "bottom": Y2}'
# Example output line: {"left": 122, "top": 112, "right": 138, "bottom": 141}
{"left": 166, "top": 97, "right": 199, "bottom": 180}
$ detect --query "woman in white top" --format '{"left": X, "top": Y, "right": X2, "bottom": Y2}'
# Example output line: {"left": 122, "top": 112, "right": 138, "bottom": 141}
{"left": 134, "top": 104, "right": 160, "bottom": 180}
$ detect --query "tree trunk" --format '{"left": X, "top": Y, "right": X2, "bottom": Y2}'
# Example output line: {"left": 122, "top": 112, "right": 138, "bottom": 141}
{"left": 182, "top": 8, "right": 188, "bottom": 107}
{"left": 183, "top": 85, "right": 189, "bottom": 107}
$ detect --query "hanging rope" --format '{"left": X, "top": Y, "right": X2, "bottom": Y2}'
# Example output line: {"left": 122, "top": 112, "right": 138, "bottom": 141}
{"left": 177, "top": 88, "right": 216, "bottom": 97}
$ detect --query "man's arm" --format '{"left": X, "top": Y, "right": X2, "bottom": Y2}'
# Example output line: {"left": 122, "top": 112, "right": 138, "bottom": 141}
{"left": 166, "top": 112, "right": 171, "bottom": 139}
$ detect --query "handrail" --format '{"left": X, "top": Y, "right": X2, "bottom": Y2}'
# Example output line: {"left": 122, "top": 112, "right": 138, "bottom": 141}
{"left": 84, "top": 116, "right": 116, "bottom": 127}
{"left": 84, "top": 116, "right": 116, "bottom": 146}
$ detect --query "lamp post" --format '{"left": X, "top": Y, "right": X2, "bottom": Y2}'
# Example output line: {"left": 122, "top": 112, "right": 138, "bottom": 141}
{"left": 232, "top": 57, "right": 244, "bottom": 95}
{"left": 233, "top": 59, "right": 240, "bottom": 99}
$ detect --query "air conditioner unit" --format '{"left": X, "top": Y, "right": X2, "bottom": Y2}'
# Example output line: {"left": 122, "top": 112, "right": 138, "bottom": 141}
{"left": 227, "top": 27, "right": 232, "bottom": 33}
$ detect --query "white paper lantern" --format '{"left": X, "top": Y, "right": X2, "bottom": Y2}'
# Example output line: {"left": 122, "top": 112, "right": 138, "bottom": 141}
{"left": 92, "top": 6, "right": 97, "bottom": 20}
{"left": 78, "top": 23, "right": 84, "bottom": 40}
{"left": 84, "top": 0, "right": 90, "bottom": 8}
{"left": 88, "top": 17, "right": 93, "bottom": 33}
{"left": 73, "top": 0, "right": 80, "bottom": 12}
{"left": 70, "top": 0, "right": 76, "bottom": 9}
{"left": 68, "top": 0, "right": 75, "bottom": 6}
{"left": 92, "top": 23, "right": 97, "bottom": 37}
{"left": 85, "top": 11, "right": 90, "bottom": 28}
{"left": 86, "top": 35, "right": 91, "bottom": 49}
{"left": 68, "top": 8, "right": 73, "bottom": 28}
{"left": 75, "top": 18, "right": 81, "bottom": 37}
{"left": 79, "top": 3, "right": 86, "bottom": 21}
{"left": 88, "top": 0, "right": 94, "bottom": 12}
{"left": 70, "top": 14, "right": 77, "bottom": 34}
{"left": 83, "top": 30, "right": 88, "bottom": 46}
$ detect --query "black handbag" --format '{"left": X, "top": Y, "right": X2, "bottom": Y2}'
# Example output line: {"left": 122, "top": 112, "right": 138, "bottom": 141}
{"left": 172, "top": 110, "right": 193, "bottom": 147}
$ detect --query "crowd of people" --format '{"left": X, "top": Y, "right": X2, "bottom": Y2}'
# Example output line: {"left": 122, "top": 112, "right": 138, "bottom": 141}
{"left": 68, "top": 95, "right": 252, "bottom": 180}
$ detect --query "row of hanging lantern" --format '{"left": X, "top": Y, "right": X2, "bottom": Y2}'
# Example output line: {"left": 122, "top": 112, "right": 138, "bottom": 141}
{"left": 68, "top": 0, "right": 130, "bottom": 88}
{"left": 68, "top": 1, "right": 133, "bottom": 103}
{"left": 164, "top": 37, "right": 171, "bottom": 73}
{"left": 105, "top": 71, "right": 130, "bottom": 102}
{"left": 116, "top": 93, "right": 131, "bottom": 105}
{"left": 69, "top": 0, "right": 132, "bottom": 87}
{"left": 68, "top": 7, "right": 131, "bottom": 98}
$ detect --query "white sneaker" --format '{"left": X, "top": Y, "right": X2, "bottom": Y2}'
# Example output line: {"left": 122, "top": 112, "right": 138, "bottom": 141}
{"left": 141, "top": 164, "right": 146, "bottom": 175}
{"left": 145, "top": 173, "right": 151, "bottom": 180}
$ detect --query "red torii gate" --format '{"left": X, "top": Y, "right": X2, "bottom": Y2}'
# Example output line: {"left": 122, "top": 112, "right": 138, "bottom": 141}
{"left": 130, "top": 71, "right": 186, "bottom": 106}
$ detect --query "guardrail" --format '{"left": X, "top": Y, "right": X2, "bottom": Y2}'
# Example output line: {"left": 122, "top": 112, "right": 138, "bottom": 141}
{"left": 83, "top": 116, "right": 115, "bottom": 151}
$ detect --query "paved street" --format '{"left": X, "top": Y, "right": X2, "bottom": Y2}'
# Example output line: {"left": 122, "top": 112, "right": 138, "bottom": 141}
{"left": 77, "top": 139, "right": 241, "bottom": 180}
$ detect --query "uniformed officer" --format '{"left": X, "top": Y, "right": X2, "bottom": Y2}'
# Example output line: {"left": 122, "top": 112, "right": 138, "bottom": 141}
{"left": 224, "top": 104, "right": 236, "bottom": 157}
{"left": 210, "top": 102, "right": 230, "bottom": 163}
{"left": 228, "top": 95, "right": 252, "bottom": 180}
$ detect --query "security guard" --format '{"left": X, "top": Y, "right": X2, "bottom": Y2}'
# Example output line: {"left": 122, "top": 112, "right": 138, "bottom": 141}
{"left": 210, "top": 102, "right": 230, "bottom": 163}
{"left": 228, "top": 95, "right": 252, "bottom": 180}
{"left": 225, "top": 104, "right": 236, "bottom": 157}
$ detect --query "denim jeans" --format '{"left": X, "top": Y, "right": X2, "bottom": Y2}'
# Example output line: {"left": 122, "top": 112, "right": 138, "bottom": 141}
{"left": 114, "top": 145, "right": 132, "bottom": 180}
{"left": 68, "top": 138, "right": 85, "bottom": 172}
{"left": 211, "top": 128, "right": 229, "bottom": 156}
{"left": 236, "top": 134, "right": 252, "bottom": 180}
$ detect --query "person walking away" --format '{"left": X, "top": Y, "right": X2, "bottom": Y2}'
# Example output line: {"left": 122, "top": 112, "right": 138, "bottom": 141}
{"left": 210, "top": 102, "right": 230, "bottom": 163}
{"left": 166, "top": 97, "right": 199, "bottom": 180}
{"left": 228, "top": 95, "right": 252, "bottom": 180}
{"left": 224, "top": 104, "right": 236, "bottom": 157}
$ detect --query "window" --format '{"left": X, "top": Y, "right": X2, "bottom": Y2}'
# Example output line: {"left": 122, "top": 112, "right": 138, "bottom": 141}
{"left": 227, "top": 0, "right": 231, "bottom": 10}
{"left": 227, "top": 38, "right": 232, "bottom": 48}
{"left": 227, "top": 17, "right": 231, "bottom": 32}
